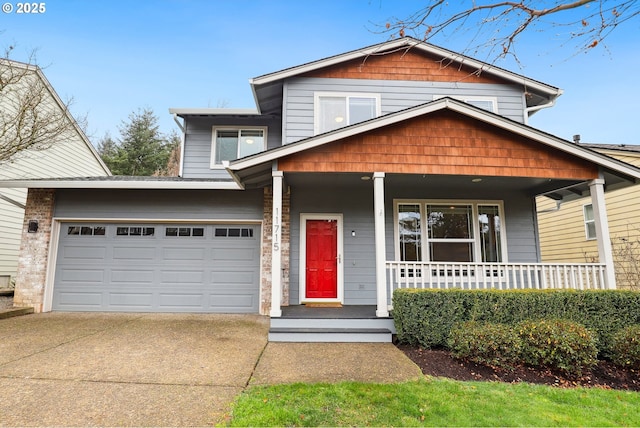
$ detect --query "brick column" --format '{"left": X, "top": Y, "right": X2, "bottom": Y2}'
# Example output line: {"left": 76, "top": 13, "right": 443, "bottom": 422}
{"left": 261, "top": 186, "right": 290, "bottom": 315}
{"left": 14, "top": 189, "right": 56, "bottom": 312}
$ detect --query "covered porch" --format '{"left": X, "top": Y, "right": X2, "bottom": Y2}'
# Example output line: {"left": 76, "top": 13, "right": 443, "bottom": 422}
{"left": 266, "top": 171, "right": 618, "bottom": 320}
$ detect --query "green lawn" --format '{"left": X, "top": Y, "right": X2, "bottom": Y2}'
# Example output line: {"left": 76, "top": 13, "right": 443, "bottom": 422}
{"left": 229, "top": 378, "right": 640, "bottom": 426}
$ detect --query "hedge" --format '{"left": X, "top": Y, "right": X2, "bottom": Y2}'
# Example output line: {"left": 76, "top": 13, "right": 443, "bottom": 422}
{"left": 392, "top": 288, "right": 640, "bottom": 356}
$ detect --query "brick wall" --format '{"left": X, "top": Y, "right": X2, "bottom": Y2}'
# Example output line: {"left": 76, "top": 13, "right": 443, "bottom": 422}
{"left": 14, "top": 189, "right": 56, "bottom": 312}
{"left": 261, "top": 186, "right": 291, "bottom": 315}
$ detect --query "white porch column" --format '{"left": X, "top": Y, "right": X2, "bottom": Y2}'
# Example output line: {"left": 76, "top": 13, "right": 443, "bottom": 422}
{"left": 270, "top": 171, "right": 283, "bottom": 317}
{"left": 589, "top": 178, "right": 616, "bottom": 289}
{"left": 373, "top": 172, "right": 389, "bottom": 317}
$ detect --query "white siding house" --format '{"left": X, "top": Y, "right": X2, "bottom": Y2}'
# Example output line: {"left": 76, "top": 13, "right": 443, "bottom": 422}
{"left": 0, "top": 60, "right": 110, "bottom": 286}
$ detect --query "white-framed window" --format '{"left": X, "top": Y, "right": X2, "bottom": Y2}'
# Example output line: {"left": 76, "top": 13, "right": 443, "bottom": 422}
{"left": 583, "top": 204, "right": 597, "bottom": 240}
{"left": 395, "top": 200, "right": 507, "bottom": 263}
{"left": 211, "top": 127, "right": 266, "bottom": 168}
{"left": 433, "top": 95, "right": 498, "bottom": 113}
{"left": 314, "top": 92, "right": 381, "bottom": 134}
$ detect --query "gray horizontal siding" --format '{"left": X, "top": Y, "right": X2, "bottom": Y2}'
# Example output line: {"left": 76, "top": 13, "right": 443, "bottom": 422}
{"left": 289, "top": 186, "right": 377, "bottom": 305}
{"left": 54, "top": 189, "right": 264, "bottom": 221}
{"left": 284, "top": 77, "right": 525, "bottom": 144}
{"left": 182, "top": 116, "right": 282, "bottom": 179}
{"left": 289, "top": 181, "right": 538, "bottom": 305}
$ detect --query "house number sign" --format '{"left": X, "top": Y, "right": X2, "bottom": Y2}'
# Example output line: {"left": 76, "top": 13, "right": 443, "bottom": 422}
{"left": 273, "top": 207, "right": 281, "bottom": 252}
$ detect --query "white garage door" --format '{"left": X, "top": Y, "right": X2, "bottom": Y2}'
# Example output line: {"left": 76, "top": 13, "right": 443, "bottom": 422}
{"left": 52, "top": 223, "right": 261, "bottom": 313}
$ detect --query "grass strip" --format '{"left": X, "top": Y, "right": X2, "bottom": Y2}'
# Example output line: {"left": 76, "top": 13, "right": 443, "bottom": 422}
{"left": 229, "top": 378, "right": 640, "bottom": 426}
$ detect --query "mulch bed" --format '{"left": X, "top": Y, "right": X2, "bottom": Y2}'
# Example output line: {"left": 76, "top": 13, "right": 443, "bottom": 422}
{"left": 397, "top": 344, "right": 640, "bottom": 391}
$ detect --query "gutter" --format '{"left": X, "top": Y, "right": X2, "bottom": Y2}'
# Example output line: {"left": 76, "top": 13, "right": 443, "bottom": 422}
{"left": 222, "top": 161, "right": 245, "bottom": 190}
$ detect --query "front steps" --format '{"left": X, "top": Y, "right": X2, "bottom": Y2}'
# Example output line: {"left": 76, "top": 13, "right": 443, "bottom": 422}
{"left": 268, "top": 306, "right": 395, "bottom": 342}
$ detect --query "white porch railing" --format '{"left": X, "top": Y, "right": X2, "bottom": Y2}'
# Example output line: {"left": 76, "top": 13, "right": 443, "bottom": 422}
{"left": 387, "top": 261, "right": 608, "bottom": 295}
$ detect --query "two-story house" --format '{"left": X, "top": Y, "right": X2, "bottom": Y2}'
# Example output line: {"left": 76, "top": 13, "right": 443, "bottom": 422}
{"left": 4, "top": 37, "right": 640, "bottom": 341}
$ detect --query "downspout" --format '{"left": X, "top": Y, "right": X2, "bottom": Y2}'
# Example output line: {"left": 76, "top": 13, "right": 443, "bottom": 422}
{"left": 524, "top": 98, "right": 557, "bottom": 126}
{"left": 172, "top": 114, "right": 186, "bottom": 177}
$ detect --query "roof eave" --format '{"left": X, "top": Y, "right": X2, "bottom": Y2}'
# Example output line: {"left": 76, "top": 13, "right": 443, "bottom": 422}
{"left": 169, "top": 108, "right": 261, "bottom": 117}
{"left": 0, "top": 178, "right": 243, "bottom": 190}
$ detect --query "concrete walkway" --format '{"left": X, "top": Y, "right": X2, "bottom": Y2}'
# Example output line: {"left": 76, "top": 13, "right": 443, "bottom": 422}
{"left": 0, "top": 313, "right": 422, "bottom": 427}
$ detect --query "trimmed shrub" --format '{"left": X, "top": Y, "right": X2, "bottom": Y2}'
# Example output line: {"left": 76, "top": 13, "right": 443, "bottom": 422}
{"left": 448, "top": 321, "right": 522, "bottom": 369}
{"left": 610, "top": 325, "right": 640, "bottom": 369}
{"left": 392, "top": 288, "right": 640, "bottom": 356}
{"left": 517, "top": 319, "right": 598, "bottom": 377}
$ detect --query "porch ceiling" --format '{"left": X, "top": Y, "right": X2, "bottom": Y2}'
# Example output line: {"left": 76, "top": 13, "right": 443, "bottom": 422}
{"left": 282, "top": 172, "right": 585, "bottom": 199}
{"left": 234, "top": 167, "right": 632, "bottom": 202}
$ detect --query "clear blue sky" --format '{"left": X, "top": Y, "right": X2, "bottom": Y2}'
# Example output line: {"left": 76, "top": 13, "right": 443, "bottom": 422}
{"left": 2, "top": 0, "right": 639, "bottom": 145}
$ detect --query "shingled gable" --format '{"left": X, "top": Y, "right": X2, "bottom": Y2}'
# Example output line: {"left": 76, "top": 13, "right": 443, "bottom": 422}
{"left": 249, "top": 36, "right": 562, "bottom": 115}
{"left": 226, "top": 98, "right": 640, "bottom": 197}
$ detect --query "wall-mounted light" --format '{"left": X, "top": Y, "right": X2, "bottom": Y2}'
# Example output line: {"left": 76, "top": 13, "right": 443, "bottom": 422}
{"left": 28, "top": 220, "right": 39, "bottom": 233}
{"left": 351, "top": 230, "right": 356, "bottom": 237}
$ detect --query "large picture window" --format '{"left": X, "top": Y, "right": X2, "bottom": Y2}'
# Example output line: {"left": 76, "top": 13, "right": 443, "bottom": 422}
{"left": 395, "top": 200, "right": 506, "bottom": 263}
{"left": 211, "top": 127, "right": 266, "bottom": 166}
{"left": 315, "top": 93, "right": 380, "bottom": 134}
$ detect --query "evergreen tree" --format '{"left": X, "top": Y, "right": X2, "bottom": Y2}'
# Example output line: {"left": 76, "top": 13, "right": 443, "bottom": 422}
{"left": 95, "top": 133, "right": 118, "bottom": 165}
{"left": 153, "top": 130, "right": 181, "bottom": 176}
{"left": 100, "top": 108, "right": 174, "bottom": 176}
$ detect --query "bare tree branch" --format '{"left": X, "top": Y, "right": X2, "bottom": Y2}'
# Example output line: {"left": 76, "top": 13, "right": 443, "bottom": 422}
{"left": 378, "top": 0, "right": 640, "bottom": 62}
{"left": 0, "top": 54, "right": 78, "bottom": 163}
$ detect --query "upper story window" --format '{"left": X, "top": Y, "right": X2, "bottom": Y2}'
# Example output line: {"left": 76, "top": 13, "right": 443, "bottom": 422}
{"left": 211, "top": 127, "right": 266, "bottom": 167}
{"left": 314, "top": 92, "right": 381, "bottom": 134}
{"left": 583, "top": 204, "right": 596, "bottom": 240}
{"left": 434, "top": 95, "right": 498, "bottom": 113}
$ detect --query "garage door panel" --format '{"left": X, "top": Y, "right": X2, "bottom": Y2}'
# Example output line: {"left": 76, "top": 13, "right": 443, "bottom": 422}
{"left": 163, "top": 247, "right": 206, "bottom": 261}
{"left": 158, "top": 293, "right": 205, "bottom": 309}
{"left": 112, "top": 246, "right": 156, "bottom": 260}
{"left": 59, "top": 268, "right": 105, "bottom": 283}
{"left": 160, "top": 270, "right": 205, "bottom": 284}
{"left": 63, "top": 245, "right": 107, "bottom": 260}
{"left": 207, "top": 293, "right": 256, "bottom": 312}
{"left": 211, "top": 270, "right": 255, "bottom": 285}
{"left": 110, "top": 269, "right": 155, "bottom": 284}
{"left": 54, "top": 223, "right": 260, "bottom": 313}
{"left": 108, "top": 293, "right": 154, "bottom": 309}
{"left": 54, "top": 292, "right": 104, "bottom": 308}
{"left": 212, "top": 247, "right": 257, "bottom": 262}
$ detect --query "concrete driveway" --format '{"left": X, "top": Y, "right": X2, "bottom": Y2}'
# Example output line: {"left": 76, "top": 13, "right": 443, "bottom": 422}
{"left": 0, "top": 312, "right": 421, "bottom": 427}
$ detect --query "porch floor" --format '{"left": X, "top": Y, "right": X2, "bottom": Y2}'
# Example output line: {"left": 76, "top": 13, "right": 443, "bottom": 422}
{"left": 280, "top": 305, "right": 381, "bottom": 319}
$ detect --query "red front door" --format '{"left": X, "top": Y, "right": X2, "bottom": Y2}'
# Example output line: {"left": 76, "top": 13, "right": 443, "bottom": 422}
{"left": 305, "top": 219, "right": 338, "bottom": 299}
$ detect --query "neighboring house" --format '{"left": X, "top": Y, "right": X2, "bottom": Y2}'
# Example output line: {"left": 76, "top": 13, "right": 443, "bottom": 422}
{"left": 0, "top": 60, "right": 110, "bottom": 288}
{"left": 537, "top": 143, "right": 640, "bottom": 289}
{"left": 2, "top": 37, "right": 640, "bottom": 342}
